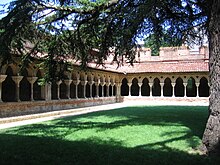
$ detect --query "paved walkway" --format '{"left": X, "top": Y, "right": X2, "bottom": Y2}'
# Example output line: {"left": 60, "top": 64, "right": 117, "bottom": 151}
{"left": 0, "top": 99, "right": 209, "bottom": 130}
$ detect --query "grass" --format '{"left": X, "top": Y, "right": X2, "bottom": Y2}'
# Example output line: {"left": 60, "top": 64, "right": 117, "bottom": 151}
{"left": 0, "top": 106, "right": 219, "bottom": 165}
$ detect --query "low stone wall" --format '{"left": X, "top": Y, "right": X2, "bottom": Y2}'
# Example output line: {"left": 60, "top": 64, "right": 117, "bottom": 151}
{"left": 0, "top": 97, "right": 119, "bottom": 118}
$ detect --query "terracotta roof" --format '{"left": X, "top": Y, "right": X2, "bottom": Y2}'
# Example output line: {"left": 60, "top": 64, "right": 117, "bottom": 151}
{"left": 88, "top": 60, "right": 209, "bottom": 73}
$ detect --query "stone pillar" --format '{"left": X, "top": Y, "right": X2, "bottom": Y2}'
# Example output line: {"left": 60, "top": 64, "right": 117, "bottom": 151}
{"left": 56, "top": 80, "right": 62, "bottom": 100}
{"left": 160, "top": 83, "right": 164, "bottom": 97}
{"left": 11, "top": 76, "right": 23, "bottom": 102}
{"left": 111, "top": 83, "right": 115, "bottom": 96}
{"left": 100, "top": 82, "right": 105, "bottom": 97}
{"left": 64, "top": 79, "right": 72, "bottom": 99}
{"left": 27, "top": 77, "right": 38, "bottom": 101}
{"left": 44, "top": 83, "right": 52, "bottom": 101}
{"left": 171, "top": 82, "right": 176, "bottom": 97}
{"left": 116, "top": 82, "right": 122, "bottom": 97}
{"left": 183, "top": 82, "right": 187, "bottom": 97}
{"left": 81, "top": 80, "right": 88, "bottom": 98}
{"left": 73, "top": 80, "right": 80, "bottom": 99}
{"left": 149, "top": 83, "right": 153, "bottom": 97}
{"left": 106, "top": 82, "right": 110, "bottom": 97}
{"left": 138, "top": 82, "right": 142, "bottom": 96}
{"left": 195, "top": 82, "right": 200, "bottom": 97}
{"left": 127, "top": 82, "right": 132, "bottom": 96}
{"left": 95, "top": 82, "right": 99, "bottom": 98}
{"left": 88, "top": 81, "right": 94, "bottom": 98}
{"left": 0, "top": 75, "right": 7, "bottom": 102}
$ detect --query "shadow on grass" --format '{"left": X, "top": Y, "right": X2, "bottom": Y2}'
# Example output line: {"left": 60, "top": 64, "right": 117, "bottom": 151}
{"left": 0, "top": 134, "right": 220, "bottom": 165}
{"left": 1, "top": 106, "right": 218, "bottom": 165}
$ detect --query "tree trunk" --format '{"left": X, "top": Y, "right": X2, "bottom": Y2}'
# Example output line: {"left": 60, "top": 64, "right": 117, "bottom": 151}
{"left": 201, "top": 0, "right": 220, "bottom": 154}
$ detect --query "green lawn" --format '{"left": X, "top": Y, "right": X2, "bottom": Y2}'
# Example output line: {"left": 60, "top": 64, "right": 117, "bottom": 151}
{"left": 0, "top": 106, "right": 219, "bottom": 165}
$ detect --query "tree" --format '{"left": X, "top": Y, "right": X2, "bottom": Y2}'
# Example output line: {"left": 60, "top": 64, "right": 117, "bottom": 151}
{"left": 144, "top": 32, "right": 183, "bottom": 56}
{"left": 0, "top": 0, "right": 219, "bottom": 154}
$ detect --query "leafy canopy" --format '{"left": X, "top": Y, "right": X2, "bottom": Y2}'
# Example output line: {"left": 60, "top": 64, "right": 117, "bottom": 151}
{"left": 0, "top": 0, "right": 211, "bottom": 82}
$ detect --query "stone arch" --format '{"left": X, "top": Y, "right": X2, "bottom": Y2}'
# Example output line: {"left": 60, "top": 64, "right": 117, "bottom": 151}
{"left": 121, "top": 78, "right": 129, "bottom": 96}
{"left": 141, "top": 78, "right": 150, "bottom": 96}
{"left": 131, "top": 78, "right": 139, "bottom": 96}
{"left": 199, "top": 77, "right": 209, "bottom": 97}
{"left": 2, "top": 66, "right": 16, "bottom": 102}
{"left": 164, "top": 78, "right": 172, "bottom": 97}
{"left": 175, "top": 77, "right": 184, "bottom": 97}
{"left": 152, "top": 78, "right": 161, "bottom": 96}
{"left": 186, "top": 77, "right": 196, "bottom": 97}
{"left": 20, "top": 69, "right": 31, "bottom": 101}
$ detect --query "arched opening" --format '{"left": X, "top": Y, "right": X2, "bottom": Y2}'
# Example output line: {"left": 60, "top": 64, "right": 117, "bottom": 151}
{"left": 175, "top": 77, "right": 184, "bottom": 97}
{"left": 121, "top": 78, "right": 129, "bottom": 96}
{"left": 92, "top": 84, "right": 96, "bottom": 97}
{"left": 78, "top": 83, "right": 83, "bottom": 98}
{"left": 199, "top": 77, "right": 209, "bottom": 97}
{"left": 164, "top": 78, "right": 172, "bottom": 97}
{"left": 52, "top": 81, "right": 58, "bottom": 99}
{"left": 70, "top": 83, "right": 76, "bottom": 99}
{"left": 20, "top": 69, "right": 31, "bottom": 101}
{"left": 141, "top": 78, "right": 150, "bottom": 96}
{"left": 131, "top": 78, "right": 139, "bottom": 96}
{"left": 60, "top": 82, "right": 67, "bottom": 99}
{"left": 99, "top": 84, "right": 102, "bottom": 97}
{"left": 104, "top": 85, "right": 107, "bottom": 97}
{"left": 2, "top": 66, "right": 16, "bottom": 102}
{"left": 113, "top": 85, "right": 116, "bottom": 96}
{"left": 152, "top": 78, "right": 161, "bottom": 96}
{"left": 109, "top": 85, "right": 113, "bottom": 96}
{"left": 86, "top": 83, "right": 90, "bottom": 98}
{"left": 186, "top": 77, "right": 196, "bottom": 97}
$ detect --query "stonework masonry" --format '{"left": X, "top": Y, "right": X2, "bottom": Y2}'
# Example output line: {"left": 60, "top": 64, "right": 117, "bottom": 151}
{"left": 0, "top": 46, "right": 209, "bottom": 117}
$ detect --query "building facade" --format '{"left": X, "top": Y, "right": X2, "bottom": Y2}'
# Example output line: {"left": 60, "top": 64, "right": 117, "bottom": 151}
{"left": 0, "top": 45, "right": 209, "bottom": 117}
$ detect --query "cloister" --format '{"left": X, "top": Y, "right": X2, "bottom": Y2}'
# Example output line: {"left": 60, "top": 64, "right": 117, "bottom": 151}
{"left": 0, "top": 45, "right": 210, "bottom": 117}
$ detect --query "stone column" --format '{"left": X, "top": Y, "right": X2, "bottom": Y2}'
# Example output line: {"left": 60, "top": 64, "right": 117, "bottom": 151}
{"left": 100, "top": 82, "right": 105, "bottom": 97}
{"left": 195, "top": 82, "right": 200, "bottom": 97}
{"left": 127, "top": 82, "right": 132, "bottom": 96}
{"left": 111, "top": 83, "right": 115, "bottom": 96}
{"left": 88, "top": 81, "right": 94, "bottom": 98}
{"left": 149, "top": 83, "right": 153, "bottom": 97}
{"left": 183, "top": 82, "right": 187, "bottom": 97}
{"left": 73, "top": 79, "right": 80, "bottom": 99}
{"left": 64, "top": 79, "right": 72, "bottom": 99}
{"left": 44, "top": 83, "right": 52, "bottom": 101}
{"left": 27, "top": 77, "right": 38, "bottom": 101}
{"left": 56, "top": 80, "right": 62, "bottom": 100}
{"left": 160, "top": 83, "right": 164, "bottom": 97}
{"left": 106, "top": 82, "right": 110, "bottom": 97}
{"left": 116, "top": 82, "right": 122, "bottom": 97}
{"left": 95, "top": 82, "right": 99, "bottom": 98}
{"left": 0, "top": 75, "right": 7, "bottom": 102}
{"left": 11, "top": 76, "right": 23, "bottom": 102}
{"left": 171, "top": 82, "right": 176, "bottom": 97}
{"left": 81, "top": 81, "right": 88, "bottom": 98}
{"left": 138, "top": 82, "right": 142, "bottom": 96}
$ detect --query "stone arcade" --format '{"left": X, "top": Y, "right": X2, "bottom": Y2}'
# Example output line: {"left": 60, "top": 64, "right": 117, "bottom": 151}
{"left": 0, "top": 45, "right": 209, "bottom": 117}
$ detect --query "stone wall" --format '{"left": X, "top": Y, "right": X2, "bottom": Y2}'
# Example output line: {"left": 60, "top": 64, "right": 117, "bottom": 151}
{"left": 0, "top": 97, "right": 120, "bottom": 118}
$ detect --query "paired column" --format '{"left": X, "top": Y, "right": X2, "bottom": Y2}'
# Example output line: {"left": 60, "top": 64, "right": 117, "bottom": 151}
{"left": 81, "top": 80, "right": 88, "bottom": 98}
{"left": 64, "top": 80, "right": 72, "bottom": 99}
{"left": 11, "top": 76, "right": 23, "bottom": 102}
{"left": 73, "top": 79, "right": 80, "bottom": 99}
{"left": 160, "top": 83, "right": 164, "bottom": 97}
{"left": 149, "top": 83, "right": 153, "bottom": 97}
{"left": 27, "top": 77, "right": 38, "bottom": 101}
{"left": 127, "top": 82, "right": 132, "bottom": 96}
{"left": 0, "top": 75, "right": 7, "bottom": 102}
{"left": 56, "top": 80, "right": 62, "bottom": 100}
{"left": 88, "top": 81, "right": 94, "bottom": 98}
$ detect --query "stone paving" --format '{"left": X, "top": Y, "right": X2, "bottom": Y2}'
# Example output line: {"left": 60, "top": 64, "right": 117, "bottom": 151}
{"left": 0, "top": 98, "right": 209, "bottom": 130}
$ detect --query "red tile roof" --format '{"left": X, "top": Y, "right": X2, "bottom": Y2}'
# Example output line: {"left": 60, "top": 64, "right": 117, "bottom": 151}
{"left": 88, "top": 60, "right": 209, "bottom": 73}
